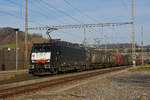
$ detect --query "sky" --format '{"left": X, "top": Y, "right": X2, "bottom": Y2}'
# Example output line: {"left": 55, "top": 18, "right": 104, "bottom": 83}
{"left": 0, "top": 0, "right": 150, "bottom": 45}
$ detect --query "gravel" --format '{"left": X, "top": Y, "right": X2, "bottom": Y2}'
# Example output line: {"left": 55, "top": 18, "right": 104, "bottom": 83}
{"left": 12, "top": 69, "right": 150, "bottom": 100}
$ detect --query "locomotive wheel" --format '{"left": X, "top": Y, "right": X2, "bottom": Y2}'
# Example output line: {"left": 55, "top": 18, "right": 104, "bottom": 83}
{"left": 52, "top": 69, "right": 58, "bottom": 74}
{"left": 77, "top": 67, "right": 83, "bottom": 72}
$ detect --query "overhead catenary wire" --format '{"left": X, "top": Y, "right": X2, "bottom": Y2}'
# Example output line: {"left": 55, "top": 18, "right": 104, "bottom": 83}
{"left": 57, "top": 30, "right": 82, "bottom": 41}
{"left": 121, "top": 0, "right": 129, "bottom": 9}
{"left": 6, "top": 0, "right": 23, "bottom": 17}
{"left": 0, "top": 10, "right": 44, "bottom": 27}
{"left": 6, "top": 0, "right": 52, "bottom": 21}
{"left": 63, "top": 0, "right": 99, "bottom": 23}
{"left": 33, "top": 0, "right": 74, "bottom": 25}
{"left": 5, "top": 0, "right": 53, "bottom": 28}
{"left": 6, "top": 0, "right": 97, "bottom": 25}
{"left": 3, "top": 0, "right": 84, "bottom": 40}
{"left": 39, "top": 0, "right": 83, "bottom": 24}
{"left": 6, "top": 0, "right": 22, "bottom": 7}
{"left": 6, "top": 0, "right": 67, "bottom": 26}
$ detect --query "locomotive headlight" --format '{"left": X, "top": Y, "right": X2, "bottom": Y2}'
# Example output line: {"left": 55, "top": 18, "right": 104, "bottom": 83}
{"left": 32, "top": 60, "right": 36, "bottom": 63}
{"left": 46, "top": 60, "right": 50, "bottom": 62}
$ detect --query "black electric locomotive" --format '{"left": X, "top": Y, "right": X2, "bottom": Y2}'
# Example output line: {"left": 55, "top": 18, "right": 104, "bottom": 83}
{"left": 29, "top": 40, "right": 87, "bottom": 75}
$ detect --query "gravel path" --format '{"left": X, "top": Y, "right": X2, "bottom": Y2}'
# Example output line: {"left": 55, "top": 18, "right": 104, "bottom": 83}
{"left": 12, "top": 69, "right": 150, "bottom": 100}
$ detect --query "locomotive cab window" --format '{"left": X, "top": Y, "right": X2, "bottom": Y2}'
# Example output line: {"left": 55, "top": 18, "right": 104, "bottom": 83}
{"left": 32, "top": 45, "right": 52, "bottom": 52}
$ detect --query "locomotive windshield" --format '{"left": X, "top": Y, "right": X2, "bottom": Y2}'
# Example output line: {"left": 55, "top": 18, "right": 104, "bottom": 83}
{"left": 32, "top": 44, "right": 51, "bottom": 52}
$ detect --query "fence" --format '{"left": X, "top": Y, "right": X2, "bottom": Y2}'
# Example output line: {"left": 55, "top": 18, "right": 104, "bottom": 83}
{"left": 0, "top": 50, "right": 29, "bottom": 71}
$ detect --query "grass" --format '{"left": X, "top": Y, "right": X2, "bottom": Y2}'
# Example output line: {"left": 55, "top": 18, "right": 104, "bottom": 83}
{"left": 0, "top": 44, "right": 16, "bottom": 49}
{"left": 137, "top": 96, "right": 144, "bottom": 100}
{"left": 129, "top": 65, "right": 150, "bottom": 72}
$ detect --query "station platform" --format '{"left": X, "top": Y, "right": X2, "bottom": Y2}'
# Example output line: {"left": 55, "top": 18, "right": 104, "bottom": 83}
{"left": 0, "top": 69, "right": 28, "bottom": 81}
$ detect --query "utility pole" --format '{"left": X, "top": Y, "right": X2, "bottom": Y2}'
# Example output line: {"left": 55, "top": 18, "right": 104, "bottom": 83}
{"left": 101, "top": 25, "right": 104, "bottom": 51}
{"left": 24, "top": 0, "right": 28, "bottom": 69}
{"left": 94, "top": 38, "right": 101, "bottom": 48}
{"left": 104, "top": 36, "right": 107, "bottom": 53}
{"left": 15, "top": 28, "right": 19, "bottom": 71}
{"left": 102, "top": 26, "right": 107, "bottom": 53}
{"left": 83, "top": 27, "right": 87, "bottom": 47}
{"left": 141, "top": 25, "right": 144, "bottom": 65}
{"left": 132, "top": 0, "right": 136, "bottom": 66}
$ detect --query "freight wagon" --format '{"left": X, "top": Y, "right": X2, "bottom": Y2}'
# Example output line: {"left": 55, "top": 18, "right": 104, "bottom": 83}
{"left": 88, "top": 50, "right": 132, "bottom": 68}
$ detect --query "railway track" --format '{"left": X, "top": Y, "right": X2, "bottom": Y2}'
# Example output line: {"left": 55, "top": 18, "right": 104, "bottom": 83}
{"left": 0, "top": 66, "right": 130, "bottom": 99}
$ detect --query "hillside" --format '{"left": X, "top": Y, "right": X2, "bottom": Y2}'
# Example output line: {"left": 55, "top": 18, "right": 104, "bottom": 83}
{"left": 0, "top": 27, "right": 48, "bottom": 49}
{"left": 145, "top": 45, "right": 150, "bottom": 49}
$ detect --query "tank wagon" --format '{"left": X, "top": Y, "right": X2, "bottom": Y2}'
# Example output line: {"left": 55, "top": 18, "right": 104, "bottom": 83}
{"left": 29, "top": 40, "right": 132, "bottom": 75}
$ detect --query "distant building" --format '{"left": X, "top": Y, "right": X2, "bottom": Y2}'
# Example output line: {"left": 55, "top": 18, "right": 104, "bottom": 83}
{"left": 144, "top": 45, "right": 150, "bottom": 49}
